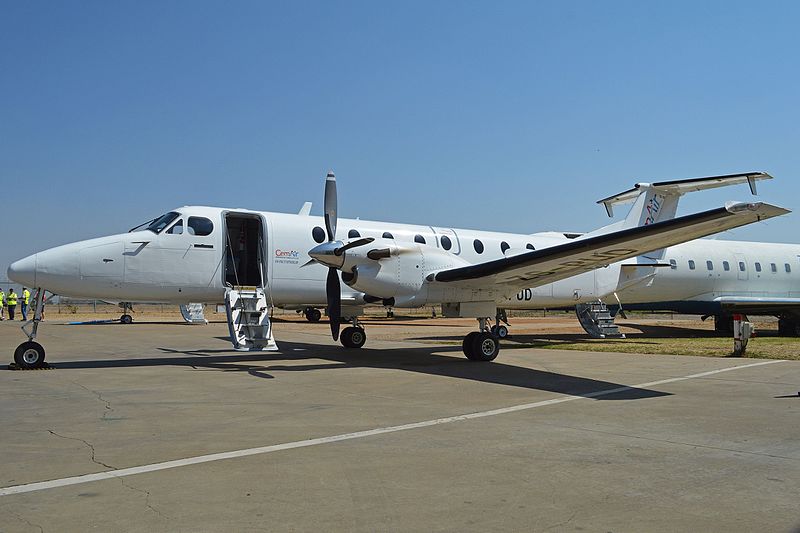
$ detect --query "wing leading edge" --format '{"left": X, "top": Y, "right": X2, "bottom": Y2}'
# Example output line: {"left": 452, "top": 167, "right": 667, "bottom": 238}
{"left": 433, "top": 202, "right": 789, "bottom": 289}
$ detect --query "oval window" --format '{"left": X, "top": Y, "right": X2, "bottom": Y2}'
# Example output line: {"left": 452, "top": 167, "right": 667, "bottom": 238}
{"left": 526, "top": 243, "right": 535, "bottom": 250}
{"left": 382, "top": 232, "right": 394, "bottom": 239}
{"left": 414, "top": 235, "right": 426, "bottom": 244}
{"left": 348, "top": 229, "right": 360, "bottom": 238}
{"left": 440, "top": 235, "right": 452, "bottom": 250}
{"left": 473, "top": 239, "right": 484, "bottom": 254}
{"left": 312, "top": 226, "right": 326, "bottom": 243}
{"left": 500, "top": 241, "right": 510, "bottom": 253}
{"left": 188, "top": 217, "right": 214, "bottom": 236}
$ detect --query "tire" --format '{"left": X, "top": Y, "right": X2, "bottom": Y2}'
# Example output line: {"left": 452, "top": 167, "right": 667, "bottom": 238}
{"left": 341, "top": 326, "right": 367, "bottom": 349}
{"left": 462, "top": 332, "right": 480, "bottom": 359}
{"left": 779, "top": 318, "right": 800, "bottom": 337}
{"left": 14, "top": 341, "right": 46, "bottom": 369}
{"left": 492, "top": 325, "right": 509, "bottom": 338}
{"left": 120, "top": 314, "right": 133, "bottom": 325}
{"left": 469, "top": 332, "right": 500, "bottom": 362}
{"left": 305, "top": 308, "right": 322, "bottom": 322}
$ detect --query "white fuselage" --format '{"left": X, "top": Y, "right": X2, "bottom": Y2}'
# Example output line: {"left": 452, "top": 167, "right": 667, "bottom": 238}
{"left": 9, "top": 206, "right": 799, "bottom": 314}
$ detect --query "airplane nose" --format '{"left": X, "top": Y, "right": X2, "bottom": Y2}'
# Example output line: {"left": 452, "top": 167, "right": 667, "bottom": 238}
{"left": 7, "top": 254, "right": 37, "bottom": 287}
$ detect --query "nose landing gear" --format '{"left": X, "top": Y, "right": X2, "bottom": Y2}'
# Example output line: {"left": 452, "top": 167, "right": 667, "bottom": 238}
{"left": 119, "top": 302, "right": 134, "bottom": 324}
{"left": 340, "top": 317, "right": 366, "bottom": 349}
{"left": 12, "top": 288, "right": 48, "bottom": 369}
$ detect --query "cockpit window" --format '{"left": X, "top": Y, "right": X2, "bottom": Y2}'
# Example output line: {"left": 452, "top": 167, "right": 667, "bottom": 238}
{"left": 146, "top": 212, "right": 180, "bottom": 234}
{"left": 166, "top": 219, "right": 184, "bottom": 234}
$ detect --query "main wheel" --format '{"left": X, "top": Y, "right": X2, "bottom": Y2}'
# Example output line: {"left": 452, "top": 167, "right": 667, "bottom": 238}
{"left": 305, "top": 308, "right": 322, "bottom": 322}
{"left": 120, "top": 314, "right": 133, "bottom": 324}
{"left": 778, "top": 318, "right": 800, "bottom": 337}
{"left": 491, "top": 325, "right": 509, "bottom": 338}
{"left": 341, "top": 326, "right": 367, "bottom": 349}
{"left": 462, "top": 332, "right": 480, "bottom": 359}
{"left": 469, "top": 332, "right": 500, "bottom": 362}
{"left": 14, "top": 341, "right": 46, "bottom": 369}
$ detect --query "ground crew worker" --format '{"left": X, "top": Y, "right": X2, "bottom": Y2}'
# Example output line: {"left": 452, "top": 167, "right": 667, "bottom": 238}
{"left": 0, "top": 287, "right": 5, "bottom": 320}
{"left": 6, "top": 288, "right": 17, "bottom": 320}
{"left": 21, "top": 287, "right": 30, "bottom": 321}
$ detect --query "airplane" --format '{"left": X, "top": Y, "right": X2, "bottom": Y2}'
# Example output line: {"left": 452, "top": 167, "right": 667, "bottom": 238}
{"left": 6, "top": 171, "right": 788, "bottom": 369}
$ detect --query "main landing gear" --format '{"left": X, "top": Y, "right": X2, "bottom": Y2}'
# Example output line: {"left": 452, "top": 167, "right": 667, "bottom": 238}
{"left": 119, "top": 302, "right": 134, "bottom": 324}
{"left": 303, "top": 307, "right": 322, "bottom": 323}
{"left": 13, "top": 288, "right": 47, "bottom": 369}
{"left": 340, "top": 317, "right": 366, "bottom": 349}
{"left": 462, "top": 317, "right": 501, "bottom": 362}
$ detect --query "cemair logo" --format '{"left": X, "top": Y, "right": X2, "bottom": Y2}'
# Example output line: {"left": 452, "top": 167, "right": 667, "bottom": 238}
{"left": 275, "top": 249, "right": 300, "bottom": 258}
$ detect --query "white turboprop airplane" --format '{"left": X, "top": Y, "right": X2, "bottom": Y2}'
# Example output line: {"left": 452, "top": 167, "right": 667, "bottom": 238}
{"left": 7, "top": 171, "right": 788, "bottom": 368}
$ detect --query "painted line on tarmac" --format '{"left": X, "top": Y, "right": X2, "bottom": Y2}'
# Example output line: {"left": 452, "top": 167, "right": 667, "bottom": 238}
{"left": 0, "top": 359, "right": 783, "bottom": 497}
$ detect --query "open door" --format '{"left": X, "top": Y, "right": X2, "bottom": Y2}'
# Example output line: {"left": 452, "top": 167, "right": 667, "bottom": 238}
{"left": 223, "top": 213, "right": 265, "bottom": 288}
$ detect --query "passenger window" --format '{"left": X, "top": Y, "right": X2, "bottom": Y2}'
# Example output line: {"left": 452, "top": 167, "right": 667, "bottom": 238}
{"left": 739, "top": 261, "right": 746, "bottom": 272}
{"left": 312, "top": 226, "right": 325, "bottom": 243}
{"left": 755, "top": 262, "right": 762, "bottom": 272}
{"left": 706, "top": 260, "right": 713, "bottom": 271}
{"left": 382, "top": 232, "right": 394, "bottom": 239}
{"left": 414, "top": 234, "right": 426, "bottom": 244}
{"left": 771, "top": 263, "right": 777, "bottom": 273}
{"left": 669, "top": 259, "right": 677, "bottom": 269}
{"left": 473, "top": 239, "right": 484, "bottom": 254}
{"left": 688, "top": 260, "right": 695, "bottom": 270}
{"left": 440, "top": 235, "right": 452, "bottom": 250}
{"left": 167, "top": 220, "right": 184, "bottom": 235}
{"left": 349, "top": 229, "right": 360, "bottom": 238}
{"left": 723, "top": 261, "right": 730, "bottom": 271}
{"left": 786, "top": 263, "right": 792, "bottom": 273}
{"left": 526, "top": 243, "right": 535, "bottom": 250}
{"left": 500, "top": 241, "right": 510, "bottom": 253}
{"left": 188, "top": 217, "right": 213, "bottom": 236}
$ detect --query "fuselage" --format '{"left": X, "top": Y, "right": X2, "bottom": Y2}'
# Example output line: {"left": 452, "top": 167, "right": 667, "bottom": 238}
{"left": 8, "top": 205, "right": 800, "bottom": 313}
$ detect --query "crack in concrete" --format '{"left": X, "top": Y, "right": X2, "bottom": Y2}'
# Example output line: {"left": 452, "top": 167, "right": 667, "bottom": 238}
{"left": 542, "top": 509, "right": 578, "bottom": 532}
{"left": 119, "top": 478, "right": 167, "bottom": 519}
{"left": 46, "top": 430, "right": 115, "bottom": 470}
{"left": 6, "top": 507, "right": 44, "bottom": 533}
{"left": 71, "top": 381, "right": 115, "bottom": 420}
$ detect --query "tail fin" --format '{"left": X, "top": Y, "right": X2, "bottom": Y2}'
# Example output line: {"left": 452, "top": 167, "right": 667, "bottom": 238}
{"left": 590, "top": 172, "right": 772, "bottom": 298}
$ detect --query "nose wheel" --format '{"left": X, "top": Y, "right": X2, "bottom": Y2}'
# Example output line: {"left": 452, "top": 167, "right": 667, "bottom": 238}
{"left": 341, "top": 326, "right": 366, "bottom": 348}
{"left": 11, "top": 288, "right": 48, "bottom": 369}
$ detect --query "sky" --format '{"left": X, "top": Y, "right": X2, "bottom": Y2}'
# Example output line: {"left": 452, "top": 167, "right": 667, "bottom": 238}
{"left": 1, "top": 0, "right": 799, "bottom": 277}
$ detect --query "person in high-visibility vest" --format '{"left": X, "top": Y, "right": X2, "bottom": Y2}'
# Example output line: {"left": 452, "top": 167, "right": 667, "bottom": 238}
{"left": 21, "top": 287, "right": 30, "bottom": 321}
{"left": 6, "top": 288, "right": 17, "bottom": 320}
{"left": 0, "top": 287, "right": 5, "bottom": 320}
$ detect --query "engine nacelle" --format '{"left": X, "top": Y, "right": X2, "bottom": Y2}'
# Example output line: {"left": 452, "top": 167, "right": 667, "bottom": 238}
{"left": 339, "top": 238, "right": 471, "bottom": 307}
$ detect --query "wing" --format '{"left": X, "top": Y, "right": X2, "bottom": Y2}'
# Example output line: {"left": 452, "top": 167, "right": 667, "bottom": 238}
{"left": 433, "top": 202, "right": 789, "bottom": 290}
{"left": 715, "top": 296, "right": 800, "bottom": 316}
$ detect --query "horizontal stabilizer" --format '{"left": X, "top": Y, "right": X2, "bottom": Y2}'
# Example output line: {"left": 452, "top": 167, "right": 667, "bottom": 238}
{"left": 597, "top": 172, "right": 771, "bottom": 217}
{"left": 433, "top": 201, "right": 789, "bottom": 290}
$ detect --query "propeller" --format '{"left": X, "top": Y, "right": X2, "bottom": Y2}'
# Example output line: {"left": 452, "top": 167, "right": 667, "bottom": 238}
{"left": 323, "top": 171, "right": 341, "bottom": 341}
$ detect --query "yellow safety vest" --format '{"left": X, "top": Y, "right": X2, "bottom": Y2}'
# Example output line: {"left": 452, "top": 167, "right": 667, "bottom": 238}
{"left": 7, "top": 293, "right": 17, "bottom": 306}
{"left": 23, "top": 290, "right": 30, "bottom": 305}
{"left": 0, "top": 292, "right": 4, "bottom": 305}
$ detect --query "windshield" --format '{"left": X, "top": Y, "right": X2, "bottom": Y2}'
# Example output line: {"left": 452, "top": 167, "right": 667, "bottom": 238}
{"left": 130, "top": 212, "right": 181, "bottom": 234}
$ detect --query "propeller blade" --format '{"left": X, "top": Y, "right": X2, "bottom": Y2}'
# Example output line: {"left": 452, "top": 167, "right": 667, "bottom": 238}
{"left": 326, "top": 267, "right": 341, "bottom": 341}
{"left": 324, "top": 171, "right": 337, "bottom": 242}
{"left": 335, "top": 237, "right": 375, "bottom": 255}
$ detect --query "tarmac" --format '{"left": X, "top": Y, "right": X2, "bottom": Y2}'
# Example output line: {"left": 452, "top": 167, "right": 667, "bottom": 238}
{"left": 0, "top": 315, "right": 798, "bottom": 532}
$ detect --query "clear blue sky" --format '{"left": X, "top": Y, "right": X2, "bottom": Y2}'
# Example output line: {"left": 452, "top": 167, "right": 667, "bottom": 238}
{"left": 2, "top": 1, "right": 798, "bottom": 276}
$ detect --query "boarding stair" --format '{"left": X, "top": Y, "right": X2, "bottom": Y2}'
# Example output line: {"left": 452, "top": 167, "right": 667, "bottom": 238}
{"left": 180, "top": 303, "right": 208, "bottom": 324}
{"left": 225, "top": 287, "right": 278, "bottom": 351}
{"left": 575, "top": 301, "right": 625, "bottom": 339}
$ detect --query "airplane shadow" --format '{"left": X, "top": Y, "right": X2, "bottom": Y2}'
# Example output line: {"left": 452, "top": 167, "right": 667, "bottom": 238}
{"left": 48, "top": 339, "right": 668, "bottom": 401}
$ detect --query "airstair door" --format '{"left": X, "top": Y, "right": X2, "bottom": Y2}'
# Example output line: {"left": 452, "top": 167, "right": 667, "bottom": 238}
{"left": 223, "top": 213, "right": 277, "bottom": 351}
